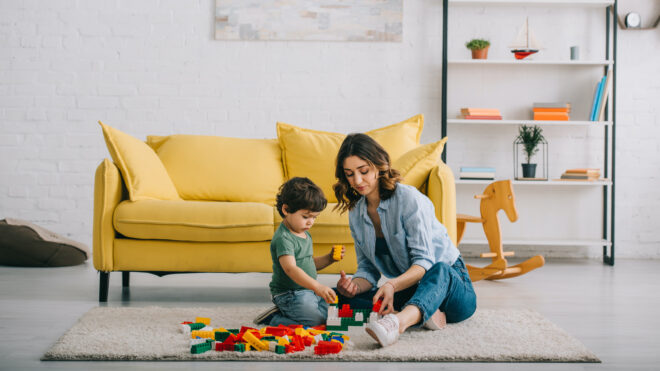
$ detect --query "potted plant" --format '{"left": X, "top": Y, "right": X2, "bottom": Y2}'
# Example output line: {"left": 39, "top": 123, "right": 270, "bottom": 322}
{"left": 516, "top": 125, "right": 545, "bottom": 178}
{"left": 465, "top": 38, "right": 491, "bottom": 59}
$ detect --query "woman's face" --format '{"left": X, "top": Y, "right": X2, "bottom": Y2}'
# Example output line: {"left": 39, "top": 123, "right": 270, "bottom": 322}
{"left": 342, "top": 155, "right": 379, "bottom": 199}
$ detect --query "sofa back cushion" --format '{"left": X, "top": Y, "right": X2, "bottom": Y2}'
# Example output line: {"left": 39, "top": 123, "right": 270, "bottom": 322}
{"left": 147, "top": 135, "right": 284, "bottom": 204}
{"left": 277, "top": 114, "right": 424, "bottom": 203}
{"left": 99, "top": 121, "right": 181, "bottom": 201}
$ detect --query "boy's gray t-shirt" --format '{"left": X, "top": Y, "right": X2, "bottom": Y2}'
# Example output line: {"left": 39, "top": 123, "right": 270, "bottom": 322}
{"left": 269, "top": 222, "right": 317, "bottom": 296}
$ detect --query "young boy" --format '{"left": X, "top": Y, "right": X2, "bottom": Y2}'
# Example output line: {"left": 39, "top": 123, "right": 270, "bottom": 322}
{"left": 253, "top": 177, "right": 345, "bottom": 327}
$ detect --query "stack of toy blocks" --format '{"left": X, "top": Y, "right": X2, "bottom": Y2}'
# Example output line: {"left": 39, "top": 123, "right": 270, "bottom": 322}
{"left": 181, "top": 316, "right": 350, "bottom": 356}
{"left": 326, "top": 298, "right": 383, "bottom": 331}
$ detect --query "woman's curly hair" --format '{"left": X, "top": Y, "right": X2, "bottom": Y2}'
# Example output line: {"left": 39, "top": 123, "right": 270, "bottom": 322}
{"left": 333, "top": 133, "right": 401, "bottom": 214}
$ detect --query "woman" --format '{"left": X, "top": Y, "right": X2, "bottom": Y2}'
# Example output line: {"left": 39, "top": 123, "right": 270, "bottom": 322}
{"left": 333, "top": 133, "right": 476, "bottom": 347}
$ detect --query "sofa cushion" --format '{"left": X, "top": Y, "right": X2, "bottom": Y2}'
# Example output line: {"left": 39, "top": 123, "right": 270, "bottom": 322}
{"left": 394, "top": 137, "right": 448, "bottom": 189}
{"left": 273, "top": 203, "right": 352, "bottom": 244}
{"left": 147, "top": 135, "right": 284, "bottom": 204}
{"left": 98, "top": 121, "right": 181, "bottom": 201}
{"left": 277, "top": 114, "right": 424, "bottom": 203}
{"left": 114, "top": 200, "right": 275, "bottom": 242}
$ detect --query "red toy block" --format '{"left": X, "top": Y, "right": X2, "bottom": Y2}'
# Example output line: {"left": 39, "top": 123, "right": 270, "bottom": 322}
{"left": 264, "top": 326, "right": 289, "bottom": 337}
{"left": 338, "top": 304, "right": 353, "bottom": 318}
{"left": 314, "top": 340, "right": 342, "bottom": 355}
{"left": 372, "top": 298, "right": 383, "bottom": 313}
{"left": 303, "top": 336, "right": 314, "bottom": 346}
{"left": 312, "top": 324, "right": 326, "bottom": 331}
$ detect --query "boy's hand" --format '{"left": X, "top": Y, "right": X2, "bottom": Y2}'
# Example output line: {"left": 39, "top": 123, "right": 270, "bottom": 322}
{"left": 314, "top": 283, "right": 337, "bottom": 304}
{"left": 336, "top": 270, "right": 358, "bottom": 298}
{"left": 330, "top": 245, "right": 345, "bottom": 262}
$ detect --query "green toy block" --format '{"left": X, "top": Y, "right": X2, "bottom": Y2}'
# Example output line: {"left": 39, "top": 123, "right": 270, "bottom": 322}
{"left": 188, "top": 322, "right": 205, "bottom": 331}
{"left": 191, "top": 341, "right": 212, "bottom": 354}
{"left": 261, "top": 336, "right": 277, "bottom": 341}
{"left": 215, "top": 331, "right": 231, "bottom": 342}
{"left": 234, "top": 343, "right": 246, "bottom": 352}
{"left": 227, "top": 328, "right": 239, "bottom": 334}
{"left": 275, "top": 345, "right": 286, "bottom": 354}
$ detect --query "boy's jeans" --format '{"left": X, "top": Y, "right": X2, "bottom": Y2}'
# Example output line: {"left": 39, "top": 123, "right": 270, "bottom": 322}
{"left": 335, "top": 256, "right": 476, "bottom": 326}
{"left": 269, "top": 289, "right": 328, "bottom": 327}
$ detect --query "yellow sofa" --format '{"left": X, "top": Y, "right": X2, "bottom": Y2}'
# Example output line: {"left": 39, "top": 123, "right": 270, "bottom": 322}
{"left": 93, "top": 115, "right": 457, "bottom": 301}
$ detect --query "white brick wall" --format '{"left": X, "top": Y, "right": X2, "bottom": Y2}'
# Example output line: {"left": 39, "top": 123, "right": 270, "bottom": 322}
{"left": 0, "top": 0, "right": 658, "bottom": 259}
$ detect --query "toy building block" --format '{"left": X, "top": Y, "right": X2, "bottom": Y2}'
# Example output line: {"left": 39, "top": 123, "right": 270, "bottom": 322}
{"left": 243, "top": 331, "right": 268, "bottom": 351}
{"left": 355, "top": 312, "right": 364, "bottom": 322}
{"left": 215, "top": 331, "right": 231, "bottom": 342}
{"left": 338, "top": 304, "right": 353, "bottom": 318}
{"left": 264, "top": 326, "right": 288, "bottom": 337}
{"left": 191, "top": 340, "right": 212, "bottom": 354}
{"left": 275, "top": 344, "right": 286, "bottom": 354}
{"left": 314, "top": 340, "right": 342, "bottom": 355}
{"left": 191, "top": 330, "right": 215, "bottom": 339}
{"left": 372, "top": 298, "right": 383, "bottom": 313}
{"left": 188, "top": 322, "right": 206, "bottom": 331}
{"left": 233, "top": 343, "right": 246, "bottom": 352}
{"left": 195, "top": 317, "right": 211, "bottom": 325}
{"left": 332, "top": 245, "right": 343, "bottom": 261}
{"left": 369, "top": 311, "right": 380, "bottom": 324}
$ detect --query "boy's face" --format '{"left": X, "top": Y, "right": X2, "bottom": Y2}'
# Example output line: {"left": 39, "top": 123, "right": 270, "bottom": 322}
{"left": 282, "top": 207, "right": 320, "bottom": 235}
{"left": 342, "top": 155, "right": 379, "bottom": 198}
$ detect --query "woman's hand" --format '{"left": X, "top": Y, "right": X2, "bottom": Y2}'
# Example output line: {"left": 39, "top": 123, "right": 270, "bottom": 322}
{"left": 336, "top": 270, "right": 358, "bottom": 298}
{"left": 373, "top": 281, "right": 395, "bottom": 314}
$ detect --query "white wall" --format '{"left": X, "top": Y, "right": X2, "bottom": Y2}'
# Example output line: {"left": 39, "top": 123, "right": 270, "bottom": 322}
{"left": 0, "top": 0, "right": 658, "bottom": 259}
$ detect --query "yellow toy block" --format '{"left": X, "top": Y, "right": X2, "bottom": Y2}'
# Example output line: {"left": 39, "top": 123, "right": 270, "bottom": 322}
{"left": 332, "top": 245, "right": 343, "bottom": 261}
{"left": 243, "top": 331, "right": 268, "bottom": 351}
{"left": 278, "top": 336, "right": 290, "bottom": 346}
{"left": 195, "top": 317, "right": 210, "bottom": 325}
{"left": 190, "top": 330, "right": 215, "bottom": 339}
{"left": 214, "top": 327, "right": 228, "bottom": 332}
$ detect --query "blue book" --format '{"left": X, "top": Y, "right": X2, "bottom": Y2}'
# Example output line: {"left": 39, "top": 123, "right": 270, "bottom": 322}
{"left": 460, "top": 167, "right": 496, "bottom": 173}
{"left": 590, "top": 77, "right": 605, "bottom": 121}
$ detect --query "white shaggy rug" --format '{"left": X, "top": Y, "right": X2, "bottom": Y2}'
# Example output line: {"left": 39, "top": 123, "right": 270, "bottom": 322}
{"left": 42, "top": 306, "right": 599, "bottom": 362}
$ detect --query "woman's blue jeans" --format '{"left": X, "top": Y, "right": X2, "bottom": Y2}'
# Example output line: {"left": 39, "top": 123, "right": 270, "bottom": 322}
{"left": 335, "top": 256, "right": 476, "bottom": 327}
{"left": 268, "top": 289, "right": 328, "bottom": 327}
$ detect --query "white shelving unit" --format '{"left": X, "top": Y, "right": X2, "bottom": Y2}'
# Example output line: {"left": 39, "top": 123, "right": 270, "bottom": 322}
{"left": 441, "top": 0, "right": 617, "bottom": 263}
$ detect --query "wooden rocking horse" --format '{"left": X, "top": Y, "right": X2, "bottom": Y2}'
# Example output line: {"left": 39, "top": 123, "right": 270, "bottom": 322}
{"left": 456, "top": 180, "right": 545, "bottom": 282}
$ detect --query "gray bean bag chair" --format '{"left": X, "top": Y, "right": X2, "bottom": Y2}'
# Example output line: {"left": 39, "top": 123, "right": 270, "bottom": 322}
{"left": 0, "top": 218, "right": 89, "bottom": 267}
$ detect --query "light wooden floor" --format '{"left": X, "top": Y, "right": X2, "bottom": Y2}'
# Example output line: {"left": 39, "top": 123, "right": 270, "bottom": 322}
{"left": 1, "top": 258, "right": 658, "bottom": 370}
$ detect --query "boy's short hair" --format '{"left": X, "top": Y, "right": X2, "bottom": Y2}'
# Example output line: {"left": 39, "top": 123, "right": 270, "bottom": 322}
{"left": 276, "top": 177, "right": 327, "bottom": 217}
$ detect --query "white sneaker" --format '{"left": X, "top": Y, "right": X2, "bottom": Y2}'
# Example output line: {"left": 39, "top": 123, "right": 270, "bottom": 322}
{"left": 365, "top": 313, "right": 400, "bottom": 347}
{"left": 252, "top": 305, "right": 279, "bottom": 325}
{"left": 422, "top": 309, "right": 447, "bottom": 330}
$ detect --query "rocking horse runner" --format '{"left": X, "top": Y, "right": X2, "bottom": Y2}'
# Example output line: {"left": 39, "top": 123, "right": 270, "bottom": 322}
{"left": 457, "top": 180, "right": 545, "bottom": 281}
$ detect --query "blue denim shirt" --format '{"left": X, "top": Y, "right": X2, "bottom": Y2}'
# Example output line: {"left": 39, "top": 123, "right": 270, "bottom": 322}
{"left": 349, "top": 183, "right": 460, "bottom": 288}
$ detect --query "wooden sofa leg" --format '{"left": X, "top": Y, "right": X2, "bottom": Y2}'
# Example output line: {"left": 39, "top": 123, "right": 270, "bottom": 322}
{"left": 122, "top": 271, "right": 130, "bottom": 288}
{"left": 99, "top": 272, "right": 109, "bottom": 302}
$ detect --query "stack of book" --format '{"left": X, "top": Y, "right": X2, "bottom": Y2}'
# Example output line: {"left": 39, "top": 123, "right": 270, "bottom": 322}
{"left": 560, "top": 168, "right": 601, "bottom": 180}
{"left": 460, "top": 108, "right": 502, "bottom": 120}
{"left": 533, "top": 102, "right": 570, "bottom": 121}
{"left": 460, "top": 167, "right": 495, "bottom": 180}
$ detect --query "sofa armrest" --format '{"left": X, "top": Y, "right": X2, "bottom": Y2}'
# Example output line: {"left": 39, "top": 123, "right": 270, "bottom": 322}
{"left": 93, "top": 159, "right": 125, "bottom": 271}
{"left": 426, "top": 161, "right": 458, "bottom": 247}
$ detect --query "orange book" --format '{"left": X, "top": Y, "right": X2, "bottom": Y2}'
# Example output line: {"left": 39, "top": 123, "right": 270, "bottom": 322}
{"left": 534, "top": 112, "right": 569, "bottom": 121}
{"left": 463, "top": 115, "right": 503, "bottom": 120}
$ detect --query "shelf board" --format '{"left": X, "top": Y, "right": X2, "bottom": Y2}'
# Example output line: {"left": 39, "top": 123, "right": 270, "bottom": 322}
{"left": 449, "top": 0, "right": 614, "bottom": 7}
{"left": 459, "top": 238, "right": 612, "bottom": 247}
{"left": 448, "top": 59, "right": 613, "bottom": 66}
{"left": 456, "top": 178, "right": 612, "bottom": 186}
{"left": 448, "top": 119, "right": 611, "bottom": 126}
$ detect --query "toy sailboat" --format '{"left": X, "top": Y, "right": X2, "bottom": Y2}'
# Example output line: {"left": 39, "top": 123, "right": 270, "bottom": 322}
{"left": 510, "top": 17, "right": 541, "bottom": 60}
